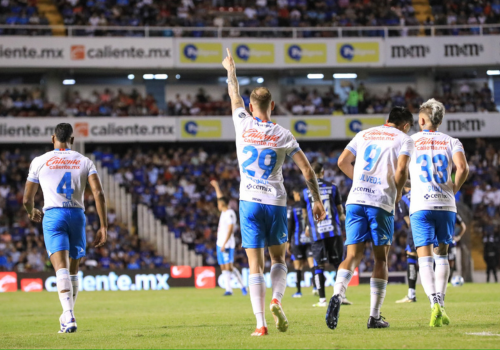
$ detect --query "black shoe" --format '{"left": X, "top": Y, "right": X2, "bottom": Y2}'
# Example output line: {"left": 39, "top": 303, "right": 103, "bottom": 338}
{"left": 325, "top": 294, "right": 342, "bottom": 330}
{"left": 367, "top": 315, "right": 390, "bottom": 329}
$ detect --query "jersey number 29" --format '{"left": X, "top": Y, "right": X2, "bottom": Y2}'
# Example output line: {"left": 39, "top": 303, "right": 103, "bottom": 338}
{"left": 57, "top": 172, "right": 74, "bottom": 200}
{"left": 241, "top": 146, "right": 277, "bottom": 179}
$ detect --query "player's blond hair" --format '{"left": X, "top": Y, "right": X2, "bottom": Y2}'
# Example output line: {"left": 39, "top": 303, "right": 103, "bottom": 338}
{"left": 250, "top": 87, "right": 272, "bottom": 111}
{"left": 419, "top": 98, "right": 445, "bottom": 127}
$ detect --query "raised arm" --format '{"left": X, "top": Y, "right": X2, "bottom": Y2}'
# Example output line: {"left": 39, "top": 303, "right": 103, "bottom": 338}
{"left": 292, "top": 150, "right": 326, "bottom": 222}
{"left": 210, "top": 179, "right": 223, "bottom": 199}
{"left": 452, "top": 151, "right": 469, "bottom": 194}
{"left": 222, "top": 48, "right": 245, "bottom": 112}
{"left": 23, "top": 181, "right": 42, "bottom": 223}
{"left": 88, "top": 173, "right": 107, "bottom": 248}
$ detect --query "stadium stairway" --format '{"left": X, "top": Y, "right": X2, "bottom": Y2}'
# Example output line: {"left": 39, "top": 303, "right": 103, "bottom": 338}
{"left": 36, "top": 0, "right": 65, "bottom": 36}
{"left": 90, "top": 155, "right": 201, "bottom": 267}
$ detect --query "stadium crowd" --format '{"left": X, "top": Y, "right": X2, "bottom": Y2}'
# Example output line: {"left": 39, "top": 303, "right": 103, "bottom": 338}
{"left": 1, "top": 137, "right": 499, "bottom": 275}
{"left": 1, "top": 0, "right": 499, "bottom": 37}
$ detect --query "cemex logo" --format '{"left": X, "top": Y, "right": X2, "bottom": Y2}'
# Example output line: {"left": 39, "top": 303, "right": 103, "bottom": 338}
{"left": 194, "top": 266, "right": 216, "bottom": 289}
{"left": 444, "top": 44, "right": 483, "bottom": 57}
{"left": 0, "top": 272, "right": 18, "bottom": 292}
{"left": 447, "top": 119, "right": 485, "bottom": 132}
{"left": 391, "top": 45, "right": 430, "bottom": 58}
{"left": 21, "top": 278, "right": 43, "bottom": 292}
{"left": 170, "top": 266, "right": 192, "bottom": 278}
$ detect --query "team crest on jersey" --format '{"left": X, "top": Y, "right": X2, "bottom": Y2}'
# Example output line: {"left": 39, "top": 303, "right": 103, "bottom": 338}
{"left": 238, "top": 112, "right": 247, "bottom": 119}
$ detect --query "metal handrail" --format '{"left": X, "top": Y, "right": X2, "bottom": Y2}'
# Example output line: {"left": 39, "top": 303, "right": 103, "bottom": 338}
{"left": 0, "top": 23, "right": 498, "bottom": 38}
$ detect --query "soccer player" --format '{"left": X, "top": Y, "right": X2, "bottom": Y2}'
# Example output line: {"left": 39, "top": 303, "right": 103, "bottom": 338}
{"left": 210, "top": 180, "right": 247, "bottom": 296}
{"left": 408, "top": 99, "right": 469, "bottom": 327}
{"left": 447, "top": 214, "right": 466, "bottom": 283}
{"left": 326, "top": 107, "right": 414, "bottom": 330}
{"left": 396, "top": 189, "right": 466, "bottom": 303}
{"left": 222, "top": 48, "right": 326, "bottom": 336}
{"left": 302, "top": 163, "right": 351, "bottom": 307}
{"left": 287, "top": 186, "right": 315, "bottom": 298}
{"left": 23, "top": 123, "right": 107, "bottom": 333}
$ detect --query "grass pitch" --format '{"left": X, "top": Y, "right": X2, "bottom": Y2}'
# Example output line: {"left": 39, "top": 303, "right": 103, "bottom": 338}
{"left": 1, "top": 283, "right": 499, "bottom": 349}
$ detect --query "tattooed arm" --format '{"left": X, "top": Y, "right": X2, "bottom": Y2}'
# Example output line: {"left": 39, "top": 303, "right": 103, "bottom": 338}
{"left": 292, "top": 150, "right": 326, "bottom": 222}
{"left": 222, "top": 48, "right": 245, "bottom": 113}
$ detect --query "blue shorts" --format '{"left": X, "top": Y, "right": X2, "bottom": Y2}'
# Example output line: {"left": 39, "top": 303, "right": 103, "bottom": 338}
{"left": 43, "top": 208, "right": 86, "bottom": 260}
{"left": 410, "top": 210, "right": 455, "bottom": 248}
{"left": 345, "top": 204, "right": 394, "bottom": 246}
{"left": 217, "top": 246, "right": 234, "bottom": 265}
{"left": 239, "top": 200, "right": 287, "bottom": 249}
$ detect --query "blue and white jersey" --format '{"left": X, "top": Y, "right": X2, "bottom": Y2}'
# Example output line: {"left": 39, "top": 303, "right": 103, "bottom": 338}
{"left": 345, "top": 125, "right": 414, "bottom": 213}
{"left": 233, "top": 107, "right": 301, "bottom": 207}
{"left": 409, "top": 131, "right": 464, "bottom": 214}
{"left": 287, "top": 202, "right": 309, "bottom": 246}
{"left": 302, "top": 179, "right": 342, "bottom": 241}
{"left": 27, "top": 149, "right": 97, "bottom": 212}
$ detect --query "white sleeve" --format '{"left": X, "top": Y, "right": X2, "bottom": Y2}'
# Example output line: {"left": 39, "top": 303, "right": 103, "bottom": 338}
{"left": 232, "top": 107, "right": 251, "bottom": 124}
{"left": 451, "top": 138, "right": 465, "bottom": 155}
{"left": 27, "top": 157, "right": 40, "bottom": 184}
{"left": 285, "top": 131, "right": 301, "bottom": 157}
{"left": 399, "top": 136, "right": 414, "bottom": 158}
{"left": 88, "top": 159, "right": 98, "bottom": 176}
{"left": 228, "top": 210, "right": 237, "bottom": 225}
{"left": 346, "top": 134, "right": 359, "bottom": 156}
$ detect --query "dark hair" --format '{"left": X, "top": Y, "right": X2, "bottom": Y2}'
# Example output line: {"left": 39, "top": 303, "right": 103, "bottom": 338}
{"left": 217, "top": 197, "right": 228, "bottom": 205}
{"left": 250, "top": 87, "right": 272, "bottom": 111}
{"left": 312, "top": 162, "right": 324, "bottom": 175}
{"left": 54, "top": 123, "right": 73, "bottom": 143}
{"left": 387, "top": 107, "right": 414, "bottom": 127}
{"left": 292, "top": 186, "right": 302, "bottom": 194}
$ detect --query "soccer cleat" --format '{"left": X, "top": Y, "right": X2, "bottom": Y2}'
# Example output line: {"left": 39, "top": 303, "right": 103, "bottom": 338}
{"left": 396, "top": 295, "right": 417, "bottom": 303}
{"left": 342, "top": 297, "right": 353, "bottom": 305}
{"left": 325, "top": 294, "right": 342, "bottom": 330}
{"left": 241, "top": 287, "right": 248, "bottom": 296}
{"left": 313, "top": 301, "right": 327, "bottom": 307}
{"left": 270, "top": 299, "right": 288, "bottom": 332}
{"left": 251, "top": 327, "right": 268, "bottom": 336}
{"left": 367, "top": 315, "right": 390, "bottom": 329}
{"left": 429, "top": 303, "right": 443, "bottom": 327}
{"left": 441, "top": 307, "right": 450, "bottom": 325}
{"left": 312, "top": 288, "right": 319, "bottom": 296}
{"left": 292, "top": 292, "right": 302, "bottom": 298}
{"left": 58, "top": 317, "right": 77, "bottom": 333}
{"left": 223, "top": 291, "right": 233, "bottom": 296}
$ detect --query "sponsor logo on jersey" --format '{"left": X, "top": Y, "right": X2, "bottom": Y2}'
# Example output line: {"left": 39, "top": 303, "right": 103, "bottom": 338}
{"left": 414, "top": 137, "right": 449, "bottom": 151}
{"left": 45, "top": 156, "right": 81, "bottom": 170}
{"left": 21, "top": 278, "right": 43, "bottom": 292}
{"left": 180, "top": 43, "right": 222, "bottom": 63}
{"left": 362, "top": 129, "right": 398, "bottom": 141}
{"left": 337, "top": 42, "right": 380, "bottom": 63}
{"left": 0, "top": 272, "right": 17, "bottom": 292}
{"left": 246, "top": 183, "right": 274, "bottom": 195}
{"left": 352, "top": 186, "right": 375, "bottom": 194}
{"left": 423, "top": 193, "right": 449, "bottom": 201}
{"left": 242, "top": 128, "right": 280, "bottom": 147}
{"left": 194, "top": 267, "right": 216, "bottom": 289}
{"left": 285, "top": 44, "right": 327, "bottom": 64}
{"left": 170, "top": 266, "right": 192, "bottom": 278}
{"left": 233, "top": 43, "right": 274, "bottom": 64}
{"left": 359, "top": 174, "right": 382, "bottom": 185}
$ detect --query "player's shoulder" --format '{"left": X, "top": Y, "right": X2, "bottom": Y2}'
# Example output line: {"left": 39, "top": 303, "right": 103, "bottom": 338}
{"left": 233, "top": 107, "right": 251, "bottom": 120}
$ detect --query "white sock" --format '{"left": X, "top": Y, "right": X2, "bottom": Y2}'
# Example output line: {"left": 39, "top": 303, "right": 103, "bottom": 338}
{"left": 56, "top": 268, "right": 74, "bottom": 323}
{"left": 249, "top": 274, "right": 267, "bottom": 328}
{"left": 223, "top": 270, "right": 233, "bottom": 293}
{"left": 408, "top": 288, "right": 416, "bottom": 299}
{"left": 270, "top": 263, "right": 287, "bottom": 302}
{"left": 434, "top": 255, "right": 450, "bottom": 307}
{"left": 370, "top": 278, "right": 387, "bottom": 318}
{"left": 418, "top": 256, "right": 439, "bottom": 307}
{"left": 333, "top": 269, "right": 353, "bottom": 297}
{"left": 231, "top": 268, "right": 245, "bottom": 288}
{"left": 70, "top": 275, "right": 79, "bottom": 305}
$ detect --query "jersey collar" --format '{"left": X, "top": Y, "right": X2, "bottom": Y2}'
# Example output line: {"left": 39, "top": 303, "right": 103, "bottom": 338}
{"left": 55, "top": 148, "right": 71, "bottom": 151}
{"left": 253, "top": 116, "right": 275, "bottom": 125}
{"left": 423, "top": 130, "right": 436, "bottom": 132}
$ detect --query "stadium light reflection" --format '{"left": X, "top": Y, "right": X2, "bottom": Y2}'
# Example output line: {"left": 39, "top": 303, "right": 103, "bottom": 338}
{"left": 333, "top": 73, "right": 357, "bottom": 79}
{"left": 143, "top": 74, "right": 154, "bottom": 80}
{"left": 256, "top": 77, "right": 264, "bottom": 84}
{"left": 486, "top": 70, "right": 500, "bottom": 76}
{"left": 307, "top": 74, "right": 324, "bottom": 79}
{"left": 62, "top": 79, "right": 75, "bottom": 85}
{"left": 154, "top": 74, "right": 168, "bottom": 80}
{"left": 127, "top": 74, "right": 135, "bottom": 80}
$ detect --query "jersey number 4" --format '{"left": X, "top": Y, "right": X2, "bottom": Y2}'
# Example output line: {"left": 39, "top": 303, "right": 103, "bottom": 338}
{"left": 241, "top": 146, "right": 277, "bottom": 179}
{"left": 57, "top": 172, "right": 74, "bottom": 200}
